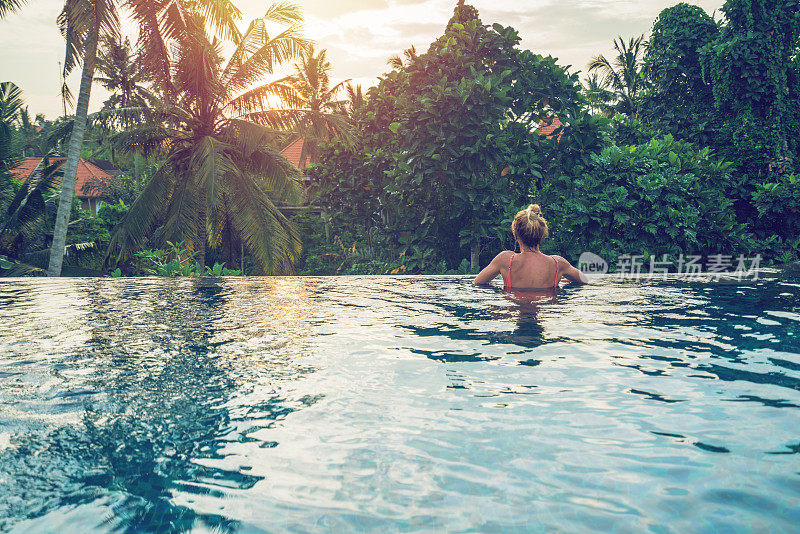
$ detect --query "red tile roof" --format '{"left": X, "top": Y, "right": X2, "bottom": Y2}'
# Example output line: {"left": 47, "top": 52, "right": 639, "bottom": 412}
{"left": 280, "top": 137, "right": 308, "bottom": 170}
{"left": 10, "top": 157, "right": 110, "bottom": 198}
{"left": 538, "top": 117, "right": 565, "bottom": 140}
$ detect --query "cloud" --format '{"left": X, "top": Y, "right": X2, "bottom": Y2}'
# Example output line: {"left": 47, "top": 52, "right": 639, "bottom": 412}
{"left": 0, "top": 0, "right": 725, "bottom": 117}
{"left": 299, "top": 0, "right": 724, "bottom": 83}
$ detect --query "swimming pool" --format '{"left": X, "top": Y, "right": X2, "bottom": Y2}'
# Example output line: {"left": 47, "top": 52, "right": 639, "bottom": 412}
{"left": 0, "top": 275, "right": 798, "bottom": 532}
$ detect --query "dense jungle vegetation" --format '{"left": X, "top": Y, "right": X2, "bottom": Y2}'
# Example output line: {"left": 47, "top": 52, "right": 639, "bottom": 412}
{"left": 0, "top": 0, "right": 798, "bottom": 277}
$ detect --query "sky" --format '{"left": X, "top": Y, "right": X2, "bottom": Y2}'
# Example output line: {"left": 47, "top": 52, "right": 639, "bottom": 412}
{"left": 0, "top": 0, "right": 725, "bottom": 119}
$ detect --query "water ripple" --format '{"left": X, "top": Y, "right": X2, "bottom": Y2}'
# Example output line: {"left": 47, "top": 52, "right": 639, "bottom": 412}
{"left": 0, "top": 275, "right": 798, "bottom": 532}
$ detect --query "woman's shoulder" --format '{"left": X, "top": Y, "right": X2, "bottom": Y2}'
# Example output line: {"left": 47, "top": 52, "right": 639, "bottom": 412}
{"left": 550, "top": 254, "right": 578, "bottom": 272}
{"left": 493, "top": 250, "right": 515, "bottom": 265}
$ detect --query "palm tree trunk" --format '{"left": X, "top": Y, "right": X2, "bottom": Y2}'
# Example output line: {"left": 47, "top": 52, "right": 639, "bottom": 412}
{"left": 47, "top": 29, "right": 98, "bottom": 277}
{"left": 197, "top": 187, "right": 207, "bottom": 270}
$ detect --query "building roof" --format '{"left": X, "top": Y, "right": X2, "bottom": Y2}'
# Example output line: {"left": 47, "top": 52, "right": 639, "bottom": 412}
{"left": 280, "top": 137, "right": 308, "bottom": 170}
{"left": 11, "top": 157, "right": 111, "bottom": 198}
{"left": 538, "top": 117, "right": 565, "bottom": 140}
{"left": 89, "top": 159, "right": 123, "bottom": 176}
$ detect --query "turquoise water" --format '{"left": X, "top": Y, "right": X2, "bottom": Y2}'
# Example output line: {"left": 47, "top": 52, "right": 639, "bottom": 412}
{"left": 0, "top": 275, "right": 798, "bottom": 532}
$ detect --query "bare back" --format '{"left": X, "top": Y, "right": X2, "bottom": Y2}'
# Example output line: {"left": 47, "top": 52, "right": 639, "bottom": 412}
{"left": 503, "top": 252, "right": 559, "bottom": 291}
{"left": 473, "top": 250, "right": 588, "bottom": 288}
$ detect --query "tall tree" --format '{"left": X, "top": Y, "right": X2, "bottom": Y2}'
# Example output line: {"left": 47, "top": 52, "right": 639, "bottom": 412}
{"left": 273, "top": 46, "right": 352, "bottom": 166}
{"left": 700, "top": 0, "right": 799, "bottom": 177}
{"left": 95, "top": 35, "right": 156, "bottom": 120}
{"left": 587, "top": 35, "right": 647, "bottom": 117}
{"left": 387, "top": 1, "right": 582, "bottom": 269}
{"left": 47, "top": 0, "right": 120, "bottom": 277}
{"left": 641, "top": 3, "right": 719, "bottom": 143}
{"left": 47, "top": 0, "right": 242, "bottom": 277}
{"left": 108, "top": 6, "right": 314, "bottom": 273}
{"left": 582, "top": 73, "right": 614, "bottom": 116}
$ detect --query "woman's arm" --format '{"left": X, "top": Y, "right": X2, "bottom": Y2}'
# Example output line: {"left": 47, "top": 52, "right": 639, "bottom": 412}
{"left": 473, "top": 252, "right": 511, "bottom": 285}
{"left": 554, "top": 255, "right": 589, "bottom": 284}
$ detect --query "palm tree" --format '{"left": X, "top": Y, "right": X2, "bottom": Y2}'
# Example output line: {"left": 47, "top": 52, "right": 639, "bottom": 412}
{"left": 47, "top": 0, "right": 242, "bottom": 277}
{"left": 345, "top": 82, "right": 365, "bottom": 117}
{"left": 95, "top": 35, "right": 156, "bottom": 121}
{"left": 107, "top": 7, "right": 313, "bottom": 274}
{"left": 0, "top": 85, "right": 63, "bottom": 268}
{"left": 268, "top": 46, "right": 353, "bottom": 166}
{"left": 582, "top": 73, "right": 615, "bottom": 117}
{"left": 587, "top": 35, "right": 647, "bottom": 117}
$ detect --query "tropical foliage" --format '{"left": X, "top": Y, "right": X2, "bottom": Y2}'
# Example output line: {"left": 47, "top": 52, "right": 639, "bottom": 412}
{"left": 46, "top": 0, "right": 246, "bottom": 276}
{"left": 134, "top": 241, "right": 242, "bottom": 276}
{"left": 107, "top": 6, "right": 311, "bottom": 274}
{"left": 276, "top": 46, "right": 352, "bottom": 165}
{"left": 311, "top": 1, "right": 583, "bottom": 272}
{"left": 542, "top": 136, "right": 754, "bottom": 264}
{"left": 1, "top": 0, "right": 798, "bottom": 277}
{"left": 306, "top": 0, "right": 799, "bottom": 273}
{"left": 0, "top": 81, "right": 23, "bottom": 163}
{"left": 95, "top": 35, "right": 156, "bottom": 121}
{"left": 587, "top": 35, "right": 647, "bottom": 117}
{"left": 0, "top": 0, "right": 25, "bottom": 19}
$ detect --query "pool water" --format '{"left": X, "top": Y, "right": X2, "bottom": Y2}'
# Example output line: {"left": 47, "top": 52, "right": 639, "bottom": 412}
{"left": 0, "top": 275, "right": 798, "bottom": 532}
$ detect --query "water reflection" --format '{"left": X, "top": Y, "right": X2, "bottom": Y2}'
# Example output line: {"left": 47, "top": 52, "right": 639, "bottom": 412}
{"left": 0, "top": 278, "right": 321, "bottom": 532}
{"left": 0, "top": 275, "right": 798, "bottom": 532}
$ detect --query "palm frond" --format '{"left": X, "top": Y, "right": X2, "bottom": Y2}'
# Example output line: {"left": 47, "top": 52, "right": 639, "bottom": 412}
{"left": 260, "top": 1, "right": 304, "bottom": 25}
{"left": 0, "top": 0, "right": 27, "bottom": 18}
{"left": 220, "top": 118, "right": 280, "bottom": 158}
{"left": 190, "top": 136, "right": 236, "bottom": 211}
{"left": 225, "top": 79, "right": 303, "bottom": 115}
{"left": 227, "top": 169, "right": 302, "bottom": 274}
{"left": 323, "top": 79, "right": 350, "bottom": 102}
{"left": 220, "top": 18, "right": 268, "bottom": 86}
{"left": 173, "top": 28, "right": 225, "bottom": 104}
{"left": 106, "top": 157, "right": 178, "bottom": 264}
{"left": 225, "top": 25, "right": 310, "bottom": 93}
{"left": 195, "top": 0, "right": 242, "bottom": 44}
{"left": 239, "top": 108, "right": 353, "bottom": 147}
{"left": 59, "top": 0, "right": 121, "bottom": 78}
{"left": 0, "top": 261, "right": 46, "bottom": 277}
{"left": 387, "top": 54, "right": 404, "bottom": 70}
{"left": 0, "top": 81, "right": 24, "bottom": 124}
{"left": 124, "top": 0, "right": 174, "bottom": 91}
{"left": 1, "top": 158, "right": 62, "bottom": 238}
{"left": 208, "top": 191, "right": 228, "bottom": 248}
{"left": 159, "top": 169, "right": 200, "bottom": 247}
{"left": 247, "top": 146, "right": 304, "bottom": 204}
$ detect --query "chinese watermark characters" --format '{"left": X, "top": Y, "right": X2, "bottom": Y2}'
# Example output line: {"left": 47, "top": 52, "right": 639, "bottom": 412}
{"left": 579, "top": 253, "right": 762, "bottom": 281}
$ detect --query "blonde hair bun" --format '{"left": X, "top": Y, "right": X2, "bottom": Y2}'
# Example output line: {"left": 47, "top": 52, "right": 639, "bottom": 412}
{"left": 526, "top": 204, "right": 542, "bottom": 219}
{"left": 513, "top": 203, "right": 549, "bottom": 248}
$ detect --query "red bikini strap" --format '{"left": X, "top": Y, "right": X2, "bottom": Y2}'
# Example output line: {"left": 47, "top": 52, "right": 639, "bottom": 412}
{"left": 553, "top": 256, "right": 559, "bottom": 289}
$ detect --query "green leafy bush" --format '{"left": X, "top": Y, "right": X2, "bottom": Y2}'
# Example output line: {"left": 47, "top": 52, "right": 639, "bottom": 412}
{"left": 97, "top": 200, "right": 129, "bottom": 230}
{"left": 751, "top": 173, "right": 800, "bottom": 262}
{"left": 134, "top": 241, "right": 241, "bottom": 277}
{"left": 542, "top": 135, "right": 755, "bottom": 266}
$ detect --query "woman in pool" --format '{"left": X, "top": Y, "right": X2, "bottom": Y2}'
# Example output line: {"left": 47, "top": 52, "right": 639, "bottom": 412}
{"left": 473, "top": 204, "right": 588, "bottom": 291}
